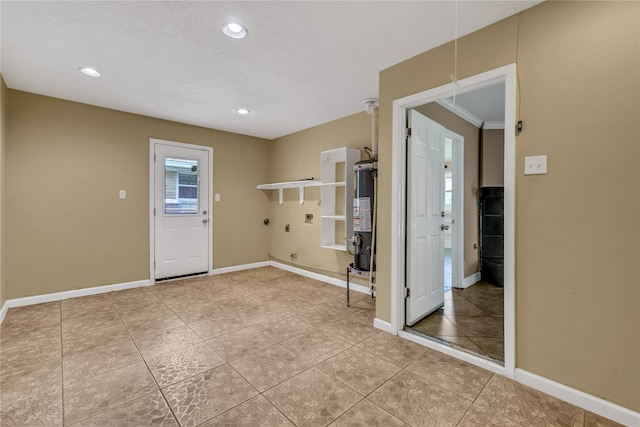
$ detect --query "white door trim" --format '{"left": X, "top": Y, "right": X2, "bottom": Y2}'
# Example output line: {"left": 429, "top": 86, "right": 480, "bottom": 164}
{"left": 446, "top": 130, "right": 464, "bottom": 289}
{"left": 149, "top": 138, "right": 214, "bottom": 284}
{"left": 391, "top": 63, "right": 517, "bottom": 377}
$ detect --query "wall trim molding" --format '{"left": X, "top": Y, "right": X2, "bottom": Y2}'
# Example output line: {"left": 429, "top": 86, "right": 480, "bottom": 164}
{"left": 210, "top": 261, "right": 270, "bottom": 275}
{"left": 457, "top": 272, "right": 481, "bottom": 289}
{"left": 436, "top": 98, "right": 484, "bottom": 127}
{"left": 515, "top": 369, "right": 640, "bottom": 427}
{"left": 483, "top": 120, "right": 505, "bottom": 130}
{"left": 373, "top": 317, "right": 394, "bottom": 334}
{"left": 269, "top": 261, "right": 370, "bottom": 295}
{"left": 435, "top": 99, "right": 505, "bottom": 130}
{"left": 0, "top": 300, "right": 8, "bottom": 324}
{"left": 2, "top": 279, "right": 151, "bottom": 312}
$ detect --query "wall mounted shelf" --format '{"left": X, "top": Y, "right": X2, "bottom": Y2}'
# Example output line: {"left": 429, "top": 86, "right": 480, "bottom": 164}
{"left": 257, "top": 180, "right": 321, "bottom": 205}
{"left": 320, "top": 147, "right": 360, "bottom": 251}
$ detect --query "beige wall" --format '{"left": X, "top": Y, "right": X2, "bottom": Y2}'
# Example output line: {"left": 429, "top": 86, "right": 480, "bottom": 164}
{"left": 0, "top": 76, "right": 7, "bottom": 308}
{"left": 414, "top": 103, "right": 480, "bottom": 277}
{"left": 6, "top": 90, "right": 271, "bottom": 299}
{"left": 377, "top": 1, "right": 639, "bottom": 411}
{"left": 481, "top": 129, "right": 504, "bottom": 187}
{"left": 2, "top": 0, "right": 638, "bottom": 413}
{"left": 266, "top": 112, "right": 371, "bottom": 281}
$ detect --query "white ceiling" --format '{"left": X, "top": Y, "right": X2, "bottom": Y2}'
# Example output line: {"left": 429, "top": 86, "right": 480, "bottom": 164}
{"left": 0, "top": 1, "right": 540, "bottom": 140}
{"left": 439, "top": 83, "right": 506, "bottom": 127}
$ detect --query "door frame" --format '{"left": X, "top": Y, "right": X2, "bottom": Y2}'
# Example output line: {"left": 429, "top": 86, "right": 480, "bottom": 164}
{"left": 149, "top": 138, "right": 214, "bottom": 284}
{"left": 446, "top": 130, "right": 464, "bottom": 289}
{"left": 390, "top": 64, "right": 516, "bottom": 377}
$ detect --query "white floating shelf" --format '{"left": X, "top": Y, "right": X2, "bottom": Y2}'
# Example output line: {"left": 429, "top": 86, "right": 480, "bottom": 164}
{"left": 321, "top": 243, "right": 347, "bottom": 251}
{"left": 321, "top": 215, "right": 346, "bottom": 220}
{"left": 257, "top": 180, "right": 321, "bottom": 205}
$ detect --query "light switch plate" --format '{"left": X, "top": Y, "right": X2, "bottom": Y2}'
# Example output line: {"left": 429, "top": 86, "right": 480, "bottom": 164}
{"left": 524, "top": 155, "right": 547, "bottom": 175}
{"left": 215, "top": 193, "right": 220, "bottom": 202}
{"left": 119, "top": 190, "right": 126, "bottom": 199}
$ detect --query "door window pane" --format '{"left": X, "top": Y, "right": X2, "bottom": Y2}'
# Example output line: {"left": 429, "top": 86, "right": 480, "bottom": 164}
{"left": 444, "top": 172, "right": 453, "bottom": 212}
{"left": 165, "top": 158, "right": 199, "bottom": 214}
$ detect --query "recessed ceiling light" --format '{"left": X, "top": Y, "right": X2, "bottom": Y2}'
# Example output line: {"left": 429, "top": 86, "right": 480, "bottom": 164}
{"left": 235, "top": 108, "right": 251, "bottom": 115}
{"left": 222, "top": 23, "right": 248, "bottom": 39}
{"left": 79, "top": 67, "right": 102, "bottom": 77}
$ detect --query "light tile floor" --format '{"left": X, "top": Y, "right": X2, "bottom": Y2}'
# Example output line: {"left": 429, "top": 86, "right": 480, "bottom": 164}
{"left": 0, "top": 267, "right": 624, "bottom": 426}
{"left": 410, "top": 281, "right": 504, "bottom": 362}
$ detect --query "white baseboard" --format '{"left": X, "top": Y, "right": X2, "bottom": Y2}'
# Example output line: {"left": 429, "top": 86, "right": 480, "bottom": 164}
{"left": 210, "top": 261, "right": 270, "bottom": 275}
{"left": 515, "top": 369, "right": 639, "bottom": 427}
{"left": 3, "top": 279, "right": 151, "bottom": 312}
{"left": 457, "top": 272, "right": 481, "bottom": 289}
{"left": 270, "top": 261, "right": 370, "bottom": 294}
{"left": 373, "top": 317, "right": 394, "bottom": 334}
{"left": 1, "top": 263, "right": 270, "bottom": 318}
{"left": 0, "top": 300, "right": 8, "bottom": 324}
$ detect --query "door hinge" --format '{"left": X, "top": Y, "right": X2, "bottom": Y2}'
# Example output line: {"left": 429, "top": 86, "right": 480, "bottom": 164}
{"left": 404, "top": 287, "right": 410, "bottom": 298}
{"left": 405, "top": 127, "right": 412, "bottom": 140}
{"left": 154, "top": 208, "right": 156, "bottom": 216}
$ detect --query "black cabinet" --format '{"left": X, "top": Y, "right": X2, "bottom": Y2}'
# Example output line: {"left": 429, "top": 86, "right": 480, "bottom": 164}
{"left": 479, "top": 187, "right": 504, "bottom": 287}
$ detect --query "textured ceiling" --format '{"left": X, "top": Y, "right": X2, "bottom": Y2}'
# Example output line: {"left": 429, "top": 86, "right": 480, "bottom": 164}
{"left": 0, "top": 1, "right": 540, "bottom": 140}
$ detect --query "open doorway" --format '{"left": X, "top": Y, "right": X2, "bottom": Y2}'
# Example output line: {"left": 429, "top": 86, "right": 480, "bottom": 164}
{"left": 405, "top": 87, "right": 505, "bottom": 362}
{"left": 391, "top": 64, "right": 516, "bottom": 376}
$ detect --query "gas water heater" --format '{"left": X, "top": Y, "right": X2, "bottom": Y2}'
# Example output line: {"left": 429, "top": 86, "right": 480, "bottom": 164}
{"left": 352, "top": 160, "right": 377, "bottom": 273}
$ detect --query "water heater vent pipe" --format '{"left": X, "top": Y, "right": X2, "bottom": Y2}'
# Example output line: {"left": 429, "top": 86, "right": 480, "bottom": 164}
{"left": 362, "top": 98, "right": 379, "bottom": 160}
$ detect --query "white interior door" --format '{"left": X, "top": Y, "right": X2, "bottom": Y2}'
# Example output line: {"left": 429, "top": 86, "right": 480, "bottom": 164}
{"left": 406, "top": 110, "right": 446, "bottom": 326}
{"left": 153, "top": 141, "right": 211, "bottom": 280}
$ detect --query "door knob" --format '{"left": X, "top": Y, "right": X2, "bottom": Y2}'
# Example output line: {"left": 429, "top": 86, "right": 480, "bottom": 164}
{"left": 441, "top": 224, "right": 449, "bottom": 231}
{"left": 203, "top": 219, "right": 208, "bottom": 224}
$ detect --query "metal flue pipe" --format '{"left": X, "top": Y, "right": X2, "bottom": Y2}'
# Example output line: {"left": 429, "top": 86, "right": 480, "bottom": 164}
{"left": 362, "top": 99, "right": 379, "bottom": 160}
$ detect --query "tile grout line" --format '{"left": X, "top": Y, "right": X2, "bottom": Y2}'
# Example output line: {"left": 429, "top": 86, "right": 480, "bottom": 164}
{"left": 63, "top": 287, "right": 381, "bottom": 426}
{"left": 452, "top": 372, "right": 496, "bottom": 427}
{"left": 147, "top": 282, "right": 299, "bottom": 426}
{"left": 111, "top": 293, "right": 183, "bottom": 426}
{"left": 189, "top": 304, "right": 373, "bottom": 426}
{"left": 62, "top": 295, "right": 170, "bottom": 425}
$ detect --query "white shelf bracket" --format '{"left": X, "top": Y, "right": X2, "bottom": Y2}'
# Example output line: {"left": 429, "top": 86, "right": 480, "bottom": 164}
{"left": 256, "top": 180, "right": 320, "bottom": 206}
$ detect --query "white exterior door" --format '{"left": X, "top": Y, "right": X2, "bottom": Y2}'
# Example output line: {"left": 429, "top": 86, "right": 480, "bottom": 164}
{"left": 406, "top": 110, "right": 446, "bottom": 326}
{"left": 152, "top": 140, "right": 211, "bottom": 280}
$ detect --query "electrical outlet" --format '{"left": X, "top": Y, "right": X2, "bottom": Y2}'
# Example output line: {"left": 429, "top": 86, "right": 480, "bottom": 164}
{"left": 119, "top": 190, "right": 126, "bottom": 199}
{"left": 285, "top": 224, "right": 290, "bottom": 232}
{"left": 304, "top": 213, "right": 313, "bottom": 224}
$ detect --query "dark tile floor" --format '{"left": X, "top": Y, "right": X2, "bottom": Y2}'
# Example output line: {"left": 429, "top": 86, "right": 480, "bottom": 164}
{"left": 0, "top": 267, "right": 623, "bottom": 426}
